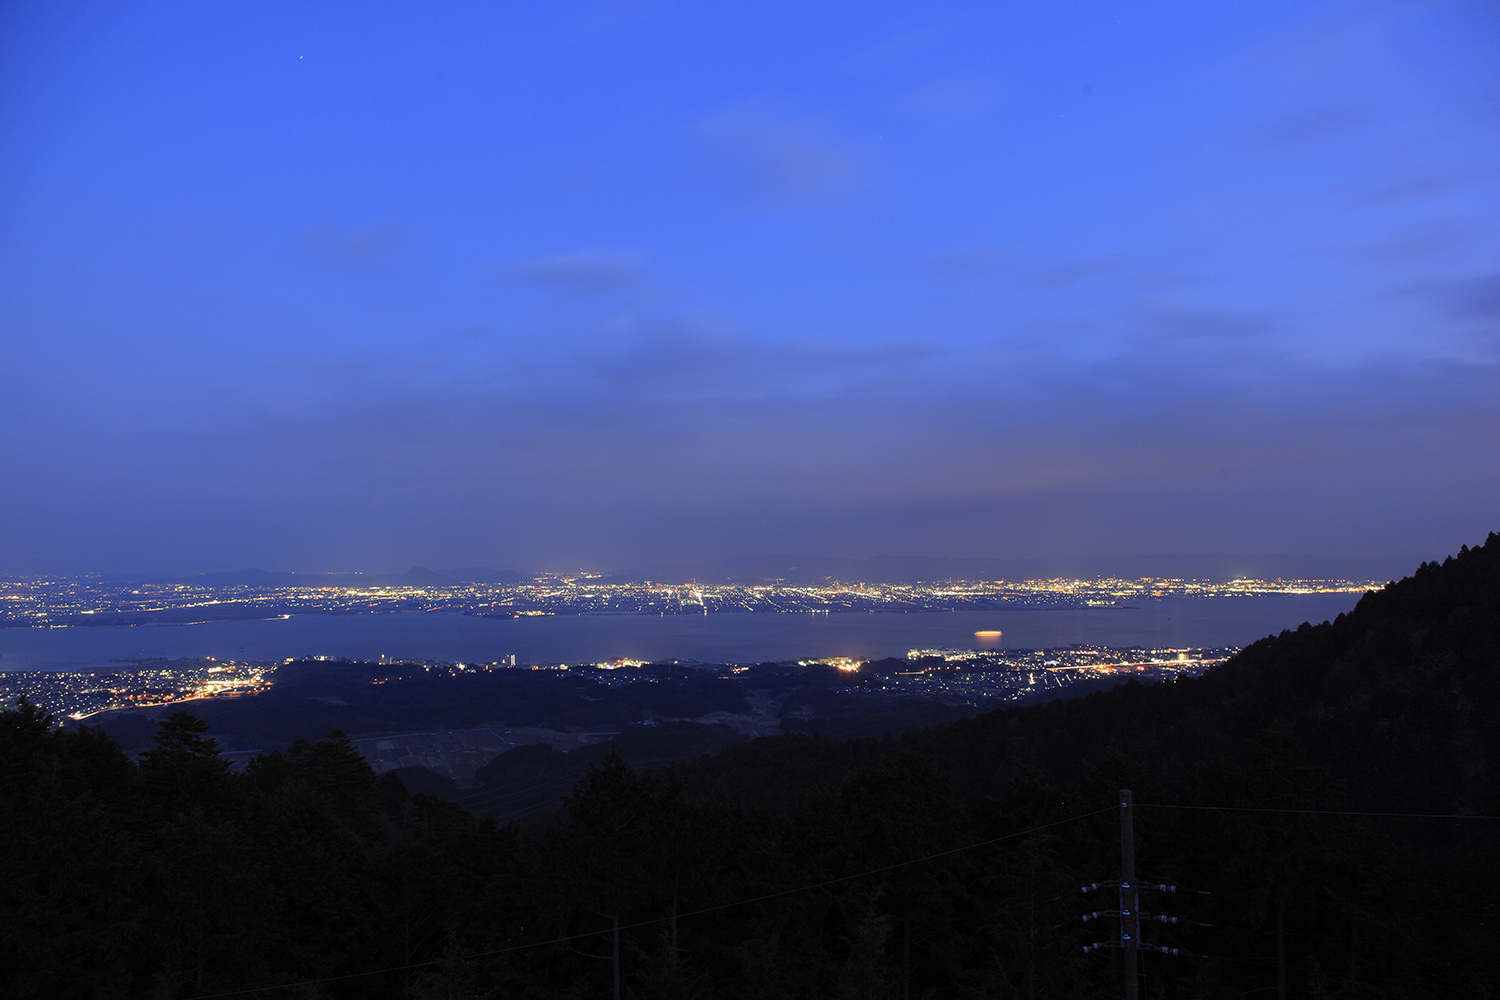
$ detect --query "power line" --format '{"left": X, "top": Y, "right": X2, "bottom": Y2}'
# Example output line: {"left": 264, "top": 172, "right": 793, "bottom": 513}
{"left": 190, "top": 805, "right": 1116, "bottom": 999}
{"left": 1137, "top": 803, "right": 1500, "bottom": 820}
{"left": 1202, "top": 952, "right": 1485, "bottom": 997}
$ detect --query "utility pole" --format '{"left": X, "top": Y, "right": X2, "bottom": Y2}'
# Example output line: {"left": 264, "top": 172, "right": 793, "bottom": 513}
{"left": 1121, "top": 789, "right": 1138, "bottom": 1000}
{"left": 1069, "top": 794, "right": 1200, "bottom": 985}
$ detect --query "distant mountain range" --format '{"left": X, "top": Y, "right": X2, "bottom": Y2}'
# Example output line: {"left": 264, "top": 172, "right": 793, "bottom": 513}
{"left": 116, "top": 551, "right": 1416, "bottom": 588}
{"left": 165, "top": 566, "right": 528, "bottom": 588}
{"left": 599, "top": 551, "right": 1417, "bottom": 585}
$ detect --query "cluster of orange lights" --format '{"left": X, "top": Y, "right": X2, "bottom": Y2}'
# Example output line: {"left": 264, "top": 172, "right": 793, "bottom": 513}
{"left": 798, "top": 656, "right": 865, "bottom": 672}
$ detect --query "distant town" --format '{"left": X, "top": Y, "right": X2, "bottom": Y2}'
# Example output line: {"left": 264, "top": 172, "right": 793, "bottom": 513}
{"left": 1, "top": 657, "right": 272, "bottom": 719}
{"left": 0, "top": 571, "right": 1380, "bottom": 627}
{"left": 4, "top": 642, "right": 1239, "bottom": 725}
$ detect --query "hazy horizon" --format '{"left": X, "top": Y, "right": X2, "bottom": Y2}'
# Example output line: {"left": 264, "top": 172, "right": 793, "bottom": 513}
{"left": 3, "top": 545, "right": 1442, "bottom": 586}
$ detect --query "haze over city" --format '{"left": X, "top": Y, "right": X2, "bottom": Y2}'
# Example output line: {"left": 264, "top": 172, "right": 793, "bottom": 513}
{"left": 3, "top": 1, "right": 1496, "bottom": 578}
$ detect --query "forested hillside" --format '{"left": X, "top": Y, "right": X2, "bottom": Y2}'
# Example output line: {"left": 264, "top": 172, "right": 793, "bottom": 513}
{"left": 685, "top": 535, "right": 1500, "bottom": 816}
{"left": 3, "top": 537, "right": 1496, "bottom": 999}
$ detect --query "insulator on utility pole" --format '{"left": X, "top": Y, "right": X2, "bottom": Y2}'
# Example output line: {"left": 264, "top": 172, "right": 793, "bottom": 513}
{"left": 1056, "top": 880, "right": 1118, "bottom": 901}
{"left": 1149, "top": 882, "right": 1210, "bottom": 896}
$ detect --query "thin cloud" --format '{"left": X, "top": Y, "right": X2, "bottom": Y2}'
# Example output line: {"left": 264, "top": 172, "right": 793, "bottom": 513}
{"left": 509, "top": 250, "right": 646, "bottom": 297}
{"left": 893, "top": 73, "right": 1006, "bottom": 126}
{"left": 838, "top": 23, "right": 952, "bottom": 76}
{"left": 914, "top": 249, "right": 1006, "bottom": 279}
{"left": 575, "top": 0, "right": 678, "bottom": 35}
{"left": 1391, "top": 273, "right": 1500, "bottom": 323}
{"left": 1246, "top": 105, "right": 1367, "bottom": 150}
{"left": 699, "top": 104, "right": 867, "bottom": 207}
{"left": 577, "top": 323, "right": 934, "bottom": 403}
{"left": 1128, "top": 303, "right": 1275, "bottom": 346}
{"left": 1027, "top": 258, "right": 1128, "bottom": 289}
{"left": 1351, "top": 173, "right": 1466, "bottom": 208}
{"left": 299, "top": 225, "right": 405, "bottom": 266}
{"left": 1448, "top": 274, "right": 1500, "bottom": 320}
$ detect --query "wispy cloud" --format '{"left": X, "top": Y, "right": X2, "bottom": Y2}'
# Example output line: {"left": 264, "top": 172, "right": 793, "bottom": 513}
{"left": 1448, "top": 274, "right": 1500, "bottom": 320}
{"left": 892, "top": 73, "right": 1006, "bottom": 126}
{"left": 574, "top": 322, "right": 934, "bottom": 404}
{"left": 1244, "top": 105, "right": 1368, "bottom": 151}
{"left": 574, "top": 0, "right": 679, "bottom": 35}
{"left": 1347, "top": 220, "right": 1470, "bottom": 265}
{"left": 913, "top": 249, "right": 1006, "bottom": 279}
{"left": 1027, "top": 258, "right": 1128, "bottom": 289}
{"left": 699, "top": 104, "right": 867, "bottom": 207}
{"left": 1350, "top": 172, "right": 1466, "bottom": 208}
{"left": 299, "top": 225, "right": 405, "bottom": 266}
{"left": 508, "top": 250, "right": 647, "bottom": 297}
{"left": 1127, "top": 302, "right": 1274, "bottom": 346}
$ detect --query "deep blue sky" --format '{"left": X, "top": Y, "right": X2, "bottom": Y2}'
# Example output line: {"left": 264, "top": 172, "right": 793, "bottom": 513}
{"left": 3, "top": 1, "right": 1497, "bottom": 576}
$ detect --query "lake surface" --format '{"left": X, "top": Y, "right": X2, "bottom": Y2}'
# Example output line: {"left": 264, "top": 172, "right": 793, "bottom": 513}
{"left": 0, "top": 593, "right": 1366, "bottom": 672}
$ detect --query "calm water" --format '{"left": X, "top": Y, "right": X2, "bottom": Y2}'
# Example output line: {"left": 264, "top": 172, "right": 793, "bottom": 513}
{"left": 0, "top": 594, "right": 1365, "bottom": 672}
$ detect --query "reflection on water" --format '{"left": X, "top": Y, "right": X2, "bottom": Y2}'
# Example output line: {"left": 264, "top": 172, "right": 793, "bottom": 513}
{"left": 0, "top": 593, "right": 1364, "bottom": 673}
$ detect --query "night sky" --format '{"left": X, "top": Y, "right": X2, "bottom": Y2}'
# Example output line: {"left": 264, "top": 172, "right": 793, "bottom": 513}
{"left": 3, "top": 2, "right": 1497, "bottom": 576}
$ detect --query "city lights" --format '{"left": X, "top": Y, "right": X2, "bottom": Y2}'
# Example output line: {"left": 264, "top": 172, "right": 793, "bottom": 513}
{"left": 0, "top": 573, "right": 1381, "bottom": 627}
